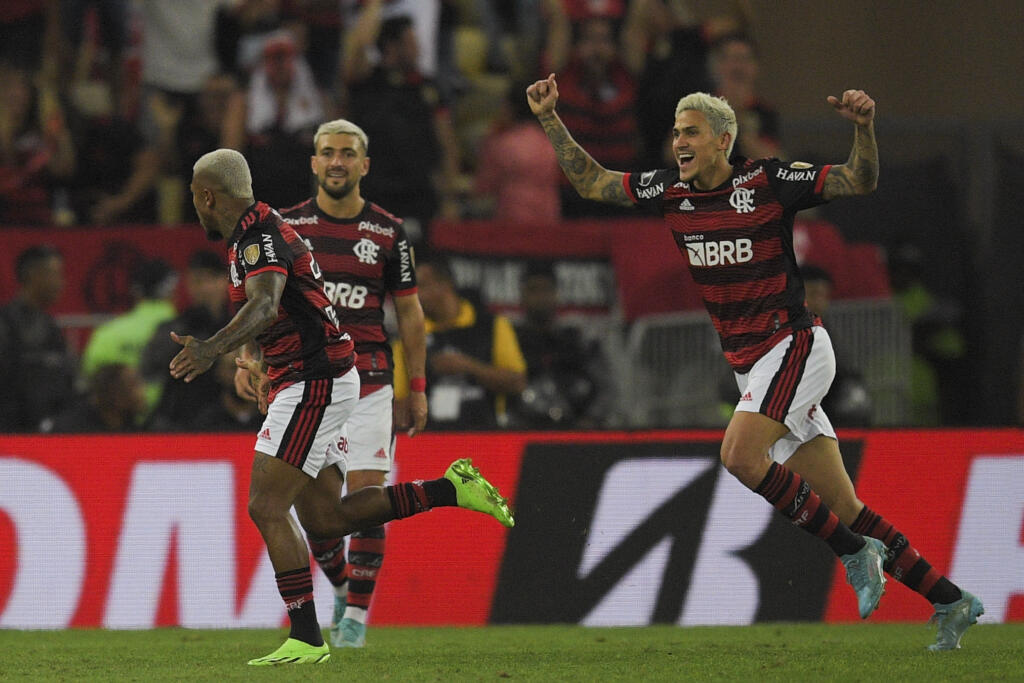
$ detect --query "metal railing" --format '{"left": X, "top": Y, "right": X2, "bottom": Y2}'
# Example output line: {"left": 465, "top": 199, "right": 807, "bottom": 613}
{"left": 614, "top": 300, "right": 911, "bottom": 428}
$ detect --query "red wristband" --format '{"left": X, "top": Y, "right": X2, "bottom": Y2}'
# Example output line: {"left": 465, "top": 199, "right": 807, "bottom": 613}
{"left": 410, "top": 377, "right": 426, "bottom": 393}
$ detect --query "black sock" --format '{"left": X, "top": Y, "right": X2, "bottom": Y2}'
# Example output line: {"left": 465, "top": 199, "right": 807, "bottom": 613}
{"left": 275, "top": 567, "right": 323, "bottom": 646}
{"left": 422, "top": 477, "right": 457, "bottom": 507}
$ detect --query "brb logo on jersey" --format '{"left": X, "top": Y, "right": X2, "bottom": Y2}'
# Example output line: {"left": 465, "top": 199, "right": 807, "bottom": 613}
{"left": 686, "top": 238, "right": 753, "bottom": 267}
{"left": 353, "top": 238, "right": 380, "bottom": 265}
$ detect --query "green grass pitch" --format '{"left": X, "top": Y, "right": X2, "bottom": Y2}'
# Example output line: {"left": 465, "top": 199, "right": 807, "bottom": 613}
{"left": 2, "top": 623, "right": 1022, "bottom": 681}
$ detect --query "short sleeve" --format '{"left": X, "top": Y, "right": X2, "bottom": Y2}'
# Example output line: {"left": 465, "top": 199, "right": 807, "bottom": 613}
{"left": 765, "top": 159, "right": 833, "bottom": 211}
{"left": 623, "top": 168, "right": 677, "bottom": 215}
{"left": 238, "top": 223, "right": 292, "bottom": 280}
{"left": 384, "top": 224, "right": 417, "bottom": 296}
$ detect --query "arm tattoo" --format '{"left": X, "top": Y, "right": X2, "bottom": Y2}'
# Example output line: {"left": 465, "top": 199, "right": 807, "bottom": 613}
{"left": 208, "top": 272, "right": 284, "bottom": 355}
{"left": 823, "top": 122, "right": 879, "bottom": 199}
{"left": 538, "top": 113, "right": 632, "bottom": 207}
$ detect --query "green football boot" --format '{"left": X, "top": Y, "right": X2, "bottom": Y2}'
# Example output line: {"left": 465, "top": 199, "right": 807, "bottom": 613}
{"left": 444, "top": 458, "right": 515, "bottom": 528}
{"left": 246, "top": 638, "right": 331, "bottom": 666}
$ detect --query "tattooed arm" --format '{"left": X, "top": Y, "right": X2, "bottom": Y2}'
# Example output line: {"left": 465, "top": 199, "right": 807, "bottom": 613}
{"left": 170, "top": 271, "right": 284, "bottom": 383}
{"left": 526, "top": 74, "right": 634, "bottom": 207}
{"left": 822, "top": 89, "right": 879, "bottom": 200}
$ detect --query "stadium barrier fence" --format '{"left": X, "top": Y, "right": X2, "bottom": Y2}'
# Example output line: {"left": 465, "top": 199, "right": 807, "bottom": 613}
{"left": 2, "top": 430, "right": 1021, "bottom": 629}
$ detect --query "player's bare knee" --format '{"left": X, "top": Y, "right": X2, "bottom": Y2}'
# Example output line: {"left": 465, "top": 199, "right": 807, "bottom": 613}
{"left": 720, "top": 443, "right": 767, "bottom": 488}
{"left": 247, "top": 494, "right": 286, "bottom": 529}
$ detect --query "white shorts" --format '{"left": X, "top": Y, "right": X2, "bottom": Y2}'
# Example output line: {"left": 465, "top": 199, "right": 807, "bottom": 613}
{"left": 254, "top": 369, "right": 360, "bottom": 478}
{"left": 734, "top": 326, "right": 837, "bottom": 464}
{"left": 331, "top": 385, "right": 396, "bottom": 473}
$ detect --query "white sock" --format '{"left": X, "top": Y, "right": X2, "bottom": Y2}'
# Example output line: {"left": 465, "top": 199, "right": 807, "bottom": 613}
{"left": 343, "top": 605, "right": 368, "bottom": 624}
{"left": 332, "top": 581, "right": 348, "bottom": 599}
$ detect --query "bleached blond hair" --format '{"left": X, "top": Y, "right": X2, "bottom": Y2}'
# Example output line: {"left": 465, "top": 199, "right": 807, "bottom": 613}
{"left": 314, "top": 119, "right": 370, "bottom": 155}
{"left": 675, "top": 92, "right": 738, "bottom": 159}
{"left": 193, "top": 149, "right": 254, "bottom": 199}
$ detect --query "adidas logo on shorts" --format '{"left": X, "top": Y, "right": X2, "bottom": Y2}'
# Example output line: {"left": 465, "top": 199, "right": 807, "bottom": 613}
{"left": 259, "top": 427, "right": 271, "bottom": 440}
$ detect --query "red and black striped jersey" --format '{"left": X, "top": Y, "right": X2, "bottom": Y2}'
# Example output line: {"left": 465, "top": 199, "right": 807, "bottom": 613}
{"left": 279, "top": 198, "right": 416, "bottom": 396}
{"left": 227, "top": 201, "right": 355, "bottom": 400}
{"left": 624, "top": 158, "right": 832, "bottom": 373}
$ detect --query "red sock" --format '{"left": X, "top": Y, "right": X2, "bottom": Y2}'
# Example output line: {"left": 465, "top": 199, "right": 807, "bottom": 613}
{"left": 851, "top": 506, "right": 961, "bottom": 604}
{"left": 755, "top": 462, "right": 864, "bottom": 557}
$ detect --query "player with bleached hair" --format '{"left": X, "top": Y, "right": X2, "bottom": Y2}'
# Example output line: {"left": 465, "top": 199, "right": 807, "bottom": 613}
{"left": 526, "top": 75, "right": 983, "bottom": 650}
{"left": 171, "top": 148, "right": 513, "bottom": 666}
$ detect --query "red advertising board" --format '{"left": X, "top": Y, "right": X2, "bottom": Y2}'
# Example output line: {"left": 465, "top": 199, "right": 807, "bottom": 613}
{"left": 1, "top": 430, "right": 1021, "bottom": 628}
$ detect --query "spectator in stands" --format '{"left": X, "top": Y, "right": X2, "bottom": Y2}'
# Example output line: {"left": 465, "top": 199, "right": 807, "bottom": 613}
{"left": 343, "top": 6, "right": 461, "bottom": 239}
{"left": 57, "top": 0, "right": 128, "bottom": 114}
{"left": 80, "top": 257, "right": 178, "bottom": 413}
{"left": 65, "top": 84, "right": 159, "bottom": 225}
{"left": 393, "top": 256, "right": 526, "bottom": 430}
{"left": 41, "top": 362, "right": 148, "bottom": 433}
{"left": 222, "top": 30, "right": 324, "bottom": 210}
{"left": 470, "top": 0, "right": 547, "bottom": 80}
{"left": 511, "top": 263, "right": 610, "bottom": 429}
{"left": 543, "top": 12, "right": 642, "bottom": 217}
{"left": 281, "top": 0, "right": 344, "bottom": 99}
{"left": 142, "top": 250, "right": 231, "bottom": 431}
{"left": 472, "top": 82, "right": 561, "bottom": 224}
{"left": 0, "top": 64, "right": 76, "bottom": 226}
{"left": 160, "top": 73, "right": 240, "bottom": 223}
{"left": 1, "top": 2, "right": 57, "bottom": 72}
{"left": 191, "top": 351, "right": 263, "bottom": 431}
{"left": 81, "top": 0, "right": 235, "bottom": 227}
{"left": 136, "top": 0, "right": 232, "bottom": 142}
{"left": 800, "top": 264, "right": 872, "bottom": 427}
{"left": 340, "top": 0, "right": 444, "bottom": 83}
{"left": 0, "top": 245, "right": 76, "bottom": 432}
{"left": 624, "top": 0, "right": 714, "bottom": 167}
{"left": 888, "top": 243, "right": 968, "bottom": 426}
{"left": 707, "top": 32, "right": 781, "bottom": 162}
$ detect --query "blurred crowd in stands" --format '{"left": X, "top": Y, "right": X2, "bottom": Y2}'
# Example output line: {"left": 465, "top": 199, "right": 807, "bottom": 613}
{"left": 1, "top": 0, "right": 776, "bottom": 235}
{"left": 0, "top": 0, "right": 1005, "bottom": 431}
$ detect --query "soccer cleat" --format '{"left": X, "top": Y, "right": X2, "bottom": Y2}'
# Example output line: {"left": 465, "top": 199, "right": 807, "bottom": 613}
{"left": 327, "top": 593, "right": 346, "bottom": 647}
{"left": 332, "top": 617, "right": 367, "bottom": 648}
{"left": 927, "top": 591, "right": 984, "bottom": 651}
{"left": 841, "top": 537, "right": 887, "bottom": 619}
{"left": 246, "top": 637, "right": 330, "bottom": 666}
{"left": 444, "top": 458, "right": 515, "bottom": 528}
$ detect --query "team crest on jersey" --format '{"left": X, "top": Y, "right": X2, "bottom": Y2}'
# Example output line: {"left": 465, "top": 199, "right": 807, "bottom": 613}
{"left": 639, "top": 170, "right": 657, "bottom": 187}
{"left": 353, "top": 237, "right": 380, "bottom": 264}
{"left": 729, "top": 187, "right": 756, "bottom": 214}
{"left": 243, "top": 243, "right": 261, "bottom": 265}
{"left": 790, "top": 161, "right": 813, "bottom": 169}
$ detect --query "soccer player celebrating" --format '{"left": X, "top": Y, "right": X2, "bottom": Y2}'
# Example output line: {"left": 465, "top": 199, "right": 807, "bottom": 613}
{"left": 172, "top": 149, "right": 513, "bottom": 666}
{"left": 526, "top": 74, "right": 983, "bottom": 650}
{"left": 269, "top": 118, "right": 426, "bottom": 649}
